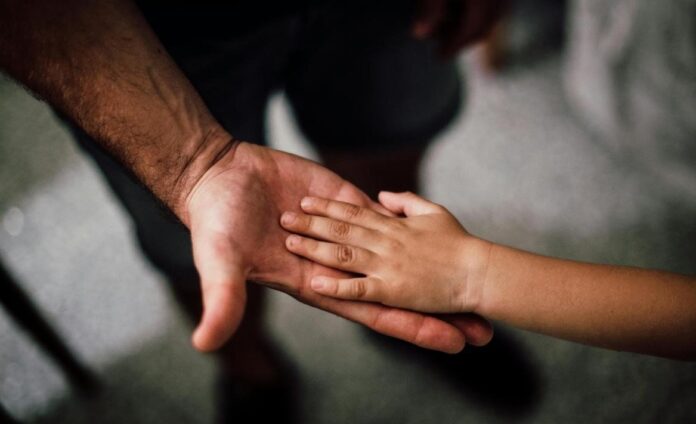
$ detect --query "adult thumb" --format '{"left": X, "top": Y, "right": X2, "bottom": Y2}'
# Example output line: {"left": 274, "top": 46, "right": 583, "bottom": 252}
{"left": 191, "top": 233, "right": 248, "bottom": 352}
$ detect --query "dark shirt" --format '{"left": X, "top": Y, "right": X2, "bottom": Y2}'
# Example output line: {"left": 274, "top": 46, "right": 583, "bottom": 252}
{"left": 136, "top": 1, "right": 323, "bottom": 39}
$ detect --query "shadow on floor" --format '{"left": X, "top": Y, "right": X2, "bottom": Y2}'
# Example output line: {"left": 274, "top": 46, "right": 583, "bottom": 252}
{"left": 29, "top": 328, "right": 216, "bottom": 424}
{"left": 365, "top": 327, "right": 543, "bottom": 419}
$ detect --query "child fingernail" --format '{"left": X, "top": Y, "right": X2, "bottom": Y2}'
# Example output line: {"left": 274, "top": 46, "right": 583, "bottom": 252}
{"left": 301, "top": 197, "right": 314, "bottom": 208}
{"left": 311, "top": 277, "right": 325, "bottom": 290}
{"left": 281, "top": 211, "right": 296, "bottom": 225}
{"left": 287, "top": 235, "right": 301, "bottom": 246}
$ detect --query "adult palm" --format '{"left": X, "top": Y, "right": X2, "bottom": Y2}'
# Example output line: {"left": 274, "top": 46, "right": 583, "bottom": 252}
{"left": 186, "top": 142, "right": 492, "bottom": 352}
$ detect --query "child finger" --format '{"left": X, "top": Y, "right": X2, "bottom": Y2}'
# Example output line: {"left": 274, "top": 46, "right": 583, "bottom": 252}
{"left": 280, "top": 211, "right": 379, "bottom": 247}
{"left": 311, "top": 276, "right": 385, "bottom": 302}
{"left": 300, "top": 197, "right": 390, "bottom": 230}
{"left": 285, "top": 235, "right": 375, "bottom": 274}
{"left": 378, "top": 191, "right": 446, "bottom": 217}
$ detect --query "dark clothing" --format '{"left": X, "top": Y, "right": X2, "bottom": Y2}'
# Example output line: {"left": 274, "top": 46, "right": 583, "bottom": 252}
{"left": 70, "top": 0, "right": 463, "bottom": 308}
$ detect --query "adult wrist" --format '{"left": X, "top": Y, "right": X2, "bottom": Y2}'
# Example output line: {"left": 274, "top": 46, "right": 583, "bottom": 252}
{"left": 170, "top": 126, "right": 239, "bottom": 225}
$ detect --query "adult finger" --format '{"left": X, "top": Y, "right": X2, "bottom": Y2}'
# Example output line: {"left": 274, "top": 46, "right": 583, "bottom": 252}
{"left": 309, "top": 291, "right": 467, "bottom": 353}
{"left": 441, "top": 0, "right": 504, "bottom": 57}
{"left": 191, "top": 231, "right": 248, "bottom": 352}
{"left": 378, "top": 191, "right": 446, "bottom": 217}
{"left": 442, "top": 313, "right": 494, "bottom": 346}
{"left": 328, "top": 180, "right": 394, "bottom": 217}
{"left": 412, "top": 0, "right": 448, "bottom": 39}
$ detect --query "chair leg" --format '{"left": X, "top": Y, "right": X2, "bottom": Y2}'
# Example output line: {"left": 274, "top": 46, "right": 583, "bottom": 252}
{"left": 0, "top": 260, "right": 100, "bottom": 395}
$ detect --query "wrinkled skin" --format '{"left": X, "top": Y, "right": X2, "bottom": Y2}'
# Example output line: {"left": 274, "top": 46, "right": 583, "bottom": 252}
{"left": 186, "top": 142, "right": 493, "bottom": 353}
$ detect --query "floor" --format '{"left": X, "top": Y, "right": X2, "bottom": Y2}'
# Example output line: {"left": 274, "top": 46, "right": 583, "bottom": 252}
{"left": 1, "top": 16, "right": 695, "bottom": 424}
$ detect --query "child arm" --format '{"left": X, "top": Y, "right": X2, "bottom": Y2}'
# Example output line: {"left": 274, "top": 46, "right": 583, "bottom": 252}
{"left": 281, "top": 192, "right": 696, "bottom": 360}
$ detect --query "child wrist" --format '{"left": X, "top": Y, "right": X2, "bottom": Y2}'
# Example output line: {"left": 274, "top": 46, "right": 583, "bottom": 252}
{"left": 459, "top": 236, "right": 494, "bottom": 313}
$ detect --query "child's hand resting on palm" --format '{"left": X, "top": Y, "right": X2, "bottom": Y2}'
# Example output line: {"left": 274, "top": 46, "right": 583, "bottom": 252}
{"left": 281, "top": 191, "right": 696, "bottom": 360}
{"left": 280, "top": 191, "right": 492, "bottom": 314}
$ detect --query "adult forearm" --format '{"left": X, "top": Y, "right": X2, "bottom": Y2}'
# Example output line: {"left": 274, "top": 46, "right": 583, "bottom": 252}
{"left": 476, "top": 243, "right": 696, "bottom": 360}
{"left": 0, "top": 0, "right": 233, "bottom": 223}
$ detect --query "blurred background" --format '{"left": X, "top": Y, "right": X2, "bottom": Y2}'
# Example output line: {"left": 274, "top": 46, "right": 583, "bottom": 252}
{"left": 1, "top": 0, "right": 695, "bottom": 422}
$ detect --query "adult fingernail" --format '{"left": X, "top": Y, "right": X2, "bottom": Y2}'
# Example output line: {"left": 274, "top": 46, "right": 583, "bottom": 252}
{"left": 311, "top": 277, "right": 325, "bottom": 290}
{"left": 281, "top": 211, "right": 296, "bottom": 225}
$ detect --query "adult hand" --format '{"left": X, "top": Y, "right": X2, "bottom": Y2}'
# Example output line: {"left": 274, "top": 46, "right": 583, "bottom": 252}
{"left": 184, "top": 141, "right": 493, "bottom": 353}
{"left": 412, "top": 0, "right": 505, "bottom": 57}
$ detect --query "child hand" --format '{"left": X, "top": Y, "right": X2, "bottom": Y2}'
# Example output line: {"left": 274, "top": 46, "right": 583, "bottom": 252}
{"left": 280, "top": 191, "right": 491, "bottom": 313}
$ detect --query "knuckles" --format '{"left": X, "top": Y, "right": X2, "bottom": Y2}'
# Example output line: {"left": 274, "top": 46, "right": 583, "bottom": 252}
{"left": 336, "top": 244, "right": 355, "bottom": 264}
{"left": 351, "top": 279, "right": 367, "bottom": 299}
{"left": 330, "top": 220, "right": 351, "bottom": 239}
{"left": 341, "top": 204, "right": 362, "bottom": 220}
